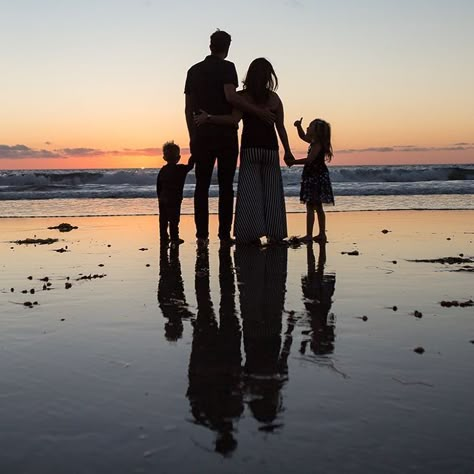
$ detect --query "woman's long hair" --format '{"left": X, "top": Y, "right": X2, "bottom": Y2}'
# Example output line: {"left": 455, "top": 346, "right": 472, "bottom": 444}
{"left": 311, "top": 119, "right": 334, "bottom": 162}
{"left": 242, "top": 58, "right": 278, "bottom": 105}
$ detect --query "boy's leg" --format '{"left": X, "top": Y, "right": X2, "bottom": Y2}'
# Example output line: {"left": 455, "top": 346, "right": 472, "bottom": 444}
{"left": 169, "top": 201, "right": 182, "bottom": 241}
{"left": 158, "top": 200, "right": 169, "bottom": 241}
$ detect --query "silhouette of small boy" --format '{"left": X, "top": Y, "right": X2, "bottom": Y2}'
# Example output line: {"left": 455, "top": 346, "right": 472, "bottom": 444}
{"left": 156, "top": 141, "right": 194, "bottom": 244}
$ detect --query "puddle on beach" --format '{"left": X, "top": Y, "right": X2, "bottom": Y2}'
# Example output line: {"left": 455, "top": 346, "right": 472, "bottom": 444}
{"left": 0, "top": 214, "right": 473, "bottom": 473}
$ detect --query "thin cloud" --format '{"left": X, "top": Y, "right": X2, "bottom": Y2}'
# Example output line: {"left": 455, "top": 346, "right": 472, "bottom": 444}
{"left": 58, "top": 148, "right": 106, "bottom": 156}
{"left": 336, "top": 144, "right": 474, "bottom": 154}
{"left": 0, "top": 144, "right": 61, "bottom": 160}
{"left": 284, "top": 0, "right": 304, "bottom": 7}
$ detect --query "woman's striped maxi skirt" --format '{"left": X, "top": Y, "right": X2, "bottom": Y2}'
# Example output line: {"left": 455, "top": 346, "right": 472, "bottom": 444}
{"left": 234, "top": 148, "right": 287, "bottom": 243}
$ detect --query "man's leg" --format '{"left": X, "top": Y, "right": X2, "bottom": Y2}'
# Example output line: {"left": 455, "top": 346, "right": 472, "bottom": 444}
{"left": 194, "top": 147, "right": 216, "bottom": 240}
{"left": 216, "top": 143, "right": 238, "bottom": 240}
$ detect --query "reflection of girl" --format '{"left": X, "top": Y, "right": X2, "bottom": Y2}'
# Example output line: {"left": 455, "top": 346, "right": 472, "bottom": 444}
{"left": 300, "top": 243, "right": 336, "bottom": 355}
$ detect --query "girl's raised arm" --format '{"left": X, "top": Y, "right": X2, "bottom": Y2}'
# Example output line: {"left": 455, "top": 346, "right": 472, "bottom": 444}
{"left": 294, "top": 118, "right": 311, "bottom": 143}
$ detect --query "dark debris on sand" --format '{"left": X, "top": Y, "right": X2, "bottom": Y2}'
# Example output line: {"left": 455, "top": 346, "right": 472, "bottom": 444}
{"left": 47, "top": 223, "right": 78, "bottom": 232}
{"left": 54, "top": 247, "right": 69, "bottom": 253}
{"left": 408, "top": 256, "right": 474, "bottom": 265}
{"left": 76, "top": 274, "right": 106, "bottom": 281}
{"left": 342, "top": 250, "right": 359, "bottom": 256}
{"left": 440, "top": 299, "right": 474, "bottom": 308}
{"left": 14, "top": 238, "right": 58, "bottom": 245}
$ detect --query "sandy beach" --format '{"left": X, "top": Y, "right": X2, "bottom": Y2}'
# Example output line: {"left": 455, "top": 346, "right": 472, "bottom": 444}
{"left": 1, "top": 210, "right": 473, "bottom": 473}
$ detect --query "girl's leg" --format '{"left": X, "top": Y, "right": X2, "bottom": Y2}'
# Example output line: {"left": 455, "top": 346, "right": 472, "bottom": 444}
{"left": 303, "top": 203, "right": 315, "bottom": 241}
{"left": 314, "top": 202, "right": 327, "bottom": 241}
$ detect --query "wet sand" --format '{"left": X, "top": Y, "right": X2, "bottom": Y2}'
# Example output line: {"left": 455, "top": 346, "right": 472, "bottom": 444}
{"left": 0, "top": 211, "right": 473, "bottom": 473}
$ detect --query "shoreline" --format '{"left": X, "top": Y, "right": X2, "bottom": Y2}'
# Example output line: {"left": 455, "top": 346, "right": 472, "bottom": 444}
{"left": 2, "top": 207, "right": 474, "bottom": 219}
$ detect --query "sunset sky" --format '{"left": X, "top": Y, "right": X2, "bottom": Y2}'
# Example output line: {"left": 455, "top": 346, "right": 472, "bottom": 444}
{"left": 1, "top": 0, "right": 473, "bottom": 169}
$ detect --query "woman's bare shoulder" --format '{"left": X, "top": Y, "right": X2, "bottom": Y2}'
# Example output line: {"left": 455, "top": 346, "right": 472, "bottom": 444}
{"left": 268, "top": 91, "right": 282, "bottom": 107}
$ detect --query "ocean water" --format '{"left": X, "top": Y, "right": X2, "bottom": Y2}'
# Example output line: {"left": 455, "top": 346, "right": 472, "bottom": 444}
{"left": 1, "top": 164, "right": 473, "bottom": 217}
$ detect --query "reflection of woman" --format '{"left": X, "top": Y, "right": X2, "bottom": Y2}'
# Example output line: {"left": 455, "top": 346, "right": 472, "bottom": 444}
{"left": 157, "top": 244, "right": 192, "bottom": 341}
{"left": 195, "top": 58, "right": 294, "bottom": 244}
{"left": 186, "top": 246, "right": 243, "bottom": 456}
{"left": 235, "top": 245, "right": 292, "bottom": 426}
{"left": 300, "top": 243, "right": 336, "bottom": 355}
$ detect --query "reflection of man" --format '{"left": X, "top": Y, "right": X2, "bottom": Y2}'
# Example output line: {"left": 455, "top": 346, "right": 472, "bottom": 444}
{"left": 184, "top": 30, "right": 274, "bottom": 246}
{"left": 186, "top": 246, "right": 243, "bottom": 456}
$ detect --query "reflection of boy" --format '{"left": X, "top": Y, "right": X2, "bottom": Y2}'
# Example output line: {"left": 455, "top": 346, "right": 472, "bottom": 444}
{"left": 156, "top": 141, "right": 194, "bottom": 244}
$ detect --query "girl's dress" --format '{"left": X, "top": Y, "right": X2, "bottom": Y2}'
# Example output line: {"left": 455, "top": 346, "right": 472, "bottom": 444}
{"left": 234, "top": 112, "right": 287, "bottom": 243}
{"left": 300, "top": 145, "right": 335, "bottom": 205}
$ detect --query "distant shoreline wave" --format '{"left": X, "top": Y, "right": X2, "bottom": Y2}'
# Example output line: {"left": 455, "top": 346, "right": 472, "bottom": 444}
{"left": 1, "top": 164, "right": 473, "bottom": 201}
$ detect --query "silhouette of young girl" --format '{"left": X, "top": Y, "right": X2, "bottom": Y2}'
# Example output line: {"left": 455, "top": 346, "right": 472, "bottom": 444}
{"left": 289, "top": 118, "right": 334, "bottom": 242}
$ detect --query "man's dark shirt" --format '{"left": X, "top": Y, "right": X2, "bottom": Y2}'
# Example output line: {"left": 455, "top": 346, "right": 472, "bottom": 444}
{"left": 156, "top": 162, "right": 193, "bottom": 203}
{"left": 184, "top": 55, "right": 238, "bottom": 142}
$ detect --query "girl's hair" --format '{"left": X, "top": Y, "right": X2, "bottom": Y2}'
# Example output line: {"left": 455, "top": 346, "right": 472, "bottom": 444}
{"left": 242, "top": 58, "right": 278, "bottom": 104}
{"left": 310, "top": 119, "right": 333, "bottom": 162}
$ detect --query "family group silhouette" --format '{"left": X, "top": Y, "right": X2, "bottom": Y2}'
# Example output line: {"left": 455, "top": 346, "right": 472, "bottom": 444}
{"left": 157, "top": 30, "right": 334, "bottom": 247}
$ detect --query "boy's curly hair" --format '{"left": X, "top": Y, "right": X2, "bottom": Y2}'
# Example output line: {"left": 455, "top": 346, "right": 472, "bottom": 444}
{"left": 162, "top": 141, "right": 180, "bottom": 161}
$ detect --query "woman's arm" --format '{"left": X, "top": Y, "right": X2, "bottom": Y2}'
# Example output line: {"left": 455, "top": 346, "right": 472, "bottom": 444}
{"left": 292, "top": 143, "right": 321, "bottom": 165}
{"left": 224, "top": 85, "right": 275, "bottom": 124}
{"left": 274, "top": 95, "right": 295, "bottom": 165}
{"left": 294, "top": 117, "right": 311, "bottom": 143}
{"left": 193, "top": 108, "right": 242, "bottom": 127}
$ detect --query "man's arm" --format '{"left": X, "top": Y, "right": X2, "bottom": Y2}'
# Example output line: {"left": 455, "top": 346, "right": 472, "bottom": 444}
{"left": 185, "top": 93, "right": 195, "bottom": 141}
{"left": 224, "top": 84, "right": 276, "bottom": 124}
{"left": 193, "top": 108, "right": 242, "bottom": 127}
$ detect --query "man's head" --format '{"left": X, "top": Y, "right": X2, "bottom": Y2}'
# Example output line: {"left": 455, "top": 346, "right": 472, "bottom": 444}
{"left": 162, "top": 141, "right": 180, "bottom": 164}
{"left": 210, "top": 30, "right": 231, "bottom": 57}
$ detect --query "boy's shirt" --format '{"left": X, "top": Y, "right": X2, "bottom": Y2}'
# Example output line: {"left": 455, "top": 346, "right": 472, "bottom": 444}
{"left": 157, "top": 161, "right": 194, "bottom": 203}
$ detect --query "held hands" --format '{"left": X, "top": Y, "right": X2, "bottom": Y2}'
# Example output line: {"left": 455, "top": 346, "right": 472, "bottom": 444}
{"left": 294, "top": 117, "right": 303, "bottom": 127}
{"left": 284, "top": 151, "right": 295, "bottom": 167}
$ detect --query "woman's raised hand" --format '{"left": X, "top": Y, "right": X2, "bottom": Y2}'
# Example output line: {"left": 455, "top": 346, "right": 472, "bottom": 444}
{"left": 294, "top": 117, "right": 303, "bottom": 127}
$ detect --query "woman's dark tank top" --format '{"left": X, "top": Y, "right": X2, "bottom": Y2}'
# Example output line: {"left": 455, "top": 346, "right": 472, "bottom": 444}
{"left": 241, "top": 112, "right": 279, "bottom": 150}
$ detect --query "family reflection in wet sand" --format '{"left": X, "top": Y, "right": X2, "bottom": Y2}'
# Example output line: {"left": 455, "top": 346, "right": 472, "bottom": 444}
{"left": 156, "top": 242, "right": 337, "bottom": 455}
